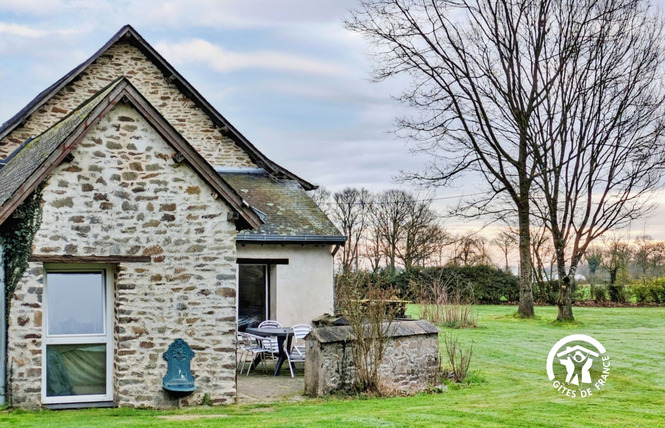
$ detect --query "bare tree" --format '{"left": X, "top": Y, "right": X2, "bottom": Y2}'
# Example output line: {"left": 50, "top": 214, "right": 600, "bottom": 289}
{"left": 632, "top": 235, "right": 665, "bottom": 280}
{"left": 331, "top": 188, "right": 372, "bottom": 273}
{"left": 596, "top": 235, "right": 632, "bottom": 302}
{"left": 529, "top": 0, "right": 665, "bottom": 320}
{"left": 348, "top": 0, "right": 665, "bottom": 320}
{"left": 364, "top": 217, "right": 385, "bottom": 273}
{"left": 364, "top": 189, "right": 446, "bottom": 272}
{"left": 396, "top": 195, "right": 448, "bottom": 269}
{"left": 347, "top": 0, "right": 560, "bottom": 317}
{"left": 370, "top": 190, "right": 411, "bottom": 273}
{"left": 450, "top": 234, "right": 493, "bottom": 267}
{"left": 493, "top": 229, "right": 517, "bottom": 272}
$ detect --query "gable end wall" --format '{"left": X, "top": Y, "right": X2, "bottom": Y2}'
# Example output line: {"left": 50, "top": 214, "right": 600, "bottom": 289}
{"left": 6, "top": 104, "right": 238, "bottom": 408}
{"left": 1, "top": 42, "right": 256, "bottom": 170}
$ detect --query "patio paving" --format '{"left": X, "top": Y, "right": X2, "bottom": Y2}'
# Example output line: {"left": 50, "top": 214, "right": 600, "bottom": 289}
{"left": 236, "top": 362, "right": 308, "bottom": 404}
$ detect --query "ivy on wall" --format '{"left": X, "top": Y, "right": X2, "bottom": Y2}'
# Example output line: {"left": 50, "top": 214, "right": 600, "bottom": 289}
{"left": 0, "top": 184, "right": 44, "bottom": 321}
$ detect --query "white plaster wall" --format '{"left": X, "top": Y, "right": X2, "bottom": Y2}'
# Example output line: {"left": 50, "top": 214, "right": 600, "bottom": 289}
{"left": 236, "top": 244, "right": 335, "bottom": 326}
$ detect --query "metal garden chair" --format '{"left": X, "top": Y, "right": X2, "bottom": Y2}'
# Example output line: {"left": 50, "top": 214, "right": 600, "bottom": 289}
{"left": 284, "top": 324, "right": 312, "bottom": 377}
{"left": 238, "top": 332, "right": 272, "bottom": 375}
{"left": 258, "top": 320, "right": 282, "bottom": 358}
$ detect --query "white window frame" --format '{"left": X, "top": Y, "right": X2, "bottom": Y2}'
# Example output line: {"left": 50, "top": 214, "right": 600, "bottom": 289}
{"left": 41, "top": 264, "right": 114, "bottom": 404}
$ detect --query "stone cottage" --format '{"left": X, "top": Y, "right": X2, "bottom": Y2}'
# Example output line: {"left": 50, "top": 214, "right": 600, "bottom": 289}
{"left": 0, "top": 25, "right": 345, "bottom": 409}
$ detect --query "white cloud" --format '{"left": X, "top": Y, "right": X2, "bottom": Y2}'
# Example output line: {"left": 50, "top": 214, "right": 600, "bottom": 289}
{"left": 0, "top": 0, "right": 116, "bottom": 16}
{"left": 0, "top": 0, "right": 65, "bottom": 15}
{"left": 155, "top": 39, "right": 352, "bottom": 77}
{"left": 0, "top": 22, "right": 87, "bottom": 38}
{"left": 132, "top": 0, "right": 357, "bottom": 30}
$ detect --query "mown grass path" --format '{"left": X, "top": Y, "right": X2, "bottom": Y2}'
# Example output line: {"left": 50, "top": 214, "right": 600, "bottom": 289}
{"left": 2, "top": 306, "right": 664, "bottom": 427}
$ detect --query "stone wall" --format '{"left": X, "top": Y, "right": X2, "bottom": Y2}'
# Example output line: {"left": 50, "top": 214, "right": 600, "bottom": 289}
{"left": 7, "top": 103, "right": 238, "bottom": 408}
{"left": 304, "top": 320, "right": 439, "bottom": 396}
{"left": 0, "top": 42, "right": 255, "bottom": 169}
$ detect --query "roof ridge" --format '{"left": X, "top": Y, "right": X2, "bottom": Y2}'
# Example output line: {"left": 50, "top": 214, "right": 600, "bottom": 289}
{"left": 0, "top": 27, "right": 133, "bottom": 138}
{"left": 0, "top": 25, "right": 315, "bottom": 190}
{"left": 0, "top": 77, "right": 263, "bottom": 229}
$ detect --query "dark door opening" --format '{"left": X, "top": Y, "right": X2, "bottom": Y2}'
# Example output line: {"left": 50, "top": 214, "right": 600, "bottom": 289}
{"left": 238, "top": 264, "right": 268, "bottom": 331}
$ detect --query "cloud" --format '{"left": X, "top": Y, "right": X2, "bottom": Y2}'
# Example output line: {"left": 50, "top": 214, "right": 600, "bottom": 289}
{"left": 0, "top": 0, "right": 117, "bottom": 16}
{"left": 128, "top": 0, "right": 358, "bottom": 30}
{"left": 254, "top": 78, "right": 384, "bottom": 104}
{"left": 0, "top": 22, "right": 85, "bottom": 38}
{"left": 0, "top": 0, "right": 65, "bottom": 15}
{"left": 155, "top": 39, "right": 352, "bottom": 77}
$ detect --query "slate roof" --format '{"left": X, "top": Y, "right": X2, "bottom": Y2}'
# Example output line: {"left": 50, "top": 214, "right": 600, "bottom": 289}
{"left": 0, "top": 25, "right": 314, "bottom": 190}
{"left": 220, "top": 171, "right": 345, "bottom": 243}
{"left": 0, "top": 78, "right": 263, "bottom": 229}
{"left": 0, "top": 80, "right": 123, "bottom": 216}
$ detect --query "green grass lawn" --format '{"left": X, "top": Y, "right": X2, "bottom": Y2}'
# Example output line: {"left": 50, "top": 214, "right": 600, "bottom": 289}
{"left": 2, "top": 305, "right": 664, "bottom": 427}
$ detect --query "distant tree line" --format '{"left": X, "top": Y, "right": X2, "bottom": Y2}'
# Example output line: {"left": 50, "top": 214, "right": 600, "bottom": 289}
{"left": 526, "top": 230, "right": 665, "bottom": 304}
{"left": 583, "top": 235, "right": 665, "bottom": 304}
{"left": 315, "top": 186, "right": 665, "bottom": 306}
{"left": 313, "top": 187, "right": 514, "bottom": 274}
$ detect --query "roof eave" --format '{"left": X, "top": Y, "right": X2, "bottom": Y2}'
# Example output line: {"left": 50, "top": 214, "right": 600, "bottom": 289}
{"left": 236, "top": 234, "right": 347, "bottom": 245}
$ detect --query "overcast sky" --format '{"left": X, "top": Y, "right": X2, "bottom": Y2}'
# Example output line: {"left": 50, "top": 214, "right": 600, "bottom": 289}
{"left": 1, "top": 0, "right": 663, "bottom": 240}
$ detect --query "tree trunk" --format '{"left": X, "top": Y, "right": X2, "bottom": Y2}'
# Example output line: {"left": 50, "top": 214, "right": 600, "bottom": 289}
{"left": 556, "top": 263, "right": 576, "bottom": 321}
{"left": 517, "top": 203, "right": 534, "bottom": 317}
{"left": 556, "top": 281, "right": 574, "bottom": 321}
{"left": 609, "top": 268, "right": 617, "bottom": 287}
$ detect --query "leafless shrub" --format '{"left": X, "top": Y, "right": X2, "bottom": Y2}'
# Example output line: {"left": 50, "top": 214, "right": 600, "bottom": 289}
{"left": 415, "top": 272, "right": 477, "bottom": 328}
{"left": 442, "top": 332, "right": 473, "bottom": 383}
{"left": 336, "top": 272, "right": 399, "bottom": 395}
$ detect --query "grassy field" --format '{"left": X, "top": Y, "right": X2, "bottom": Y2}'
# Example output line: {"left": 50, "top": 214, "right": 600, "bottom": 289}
{"left": 1, "top": 305, "right": 664, "bottom": 427}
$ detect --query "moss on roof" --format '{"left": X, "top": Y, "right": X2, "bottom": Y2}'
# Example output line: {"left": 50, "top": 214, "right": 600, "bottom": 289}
{"left": 220, "top": 172, "right": 344, "bottom": 241}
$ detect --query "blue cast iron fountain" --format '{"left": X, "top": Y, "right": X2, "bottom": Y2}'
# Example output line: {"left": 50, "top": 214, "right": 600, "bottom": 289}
{"left": 162, "top": 338, "right": 196, "bottom": 395}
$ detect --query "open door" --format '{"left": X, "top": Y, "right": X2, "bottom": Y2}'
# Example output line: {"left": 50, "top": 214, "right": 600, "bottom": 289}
{"left": 237, "top": 264, "right": 268, "bottom": 330}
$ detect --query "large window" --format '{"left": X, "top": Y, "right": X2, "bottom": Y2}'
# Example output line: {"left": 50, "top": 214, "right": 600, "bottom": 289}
{"left": 42, "top": 266, "right": 113, "bottom": 404}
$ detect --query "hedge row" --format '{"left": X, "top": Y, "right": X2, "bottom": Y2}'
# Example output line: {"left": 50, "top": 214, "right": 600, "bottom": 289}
{"left": 386, "top": 265, "right": 520, "bottom": 304}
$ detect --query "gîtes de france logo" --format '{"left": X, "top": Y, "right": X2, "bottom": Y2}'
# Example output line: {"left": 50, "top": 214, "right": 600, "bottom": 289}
{"left": 546, "top": 334, "right": 610, "bottom": 398}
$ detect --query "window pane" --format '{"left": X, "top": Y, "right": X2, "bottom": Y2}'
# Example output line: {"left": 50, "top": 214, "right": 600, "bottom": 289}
{"left": 46, "top": 344, "right": 106, "bottom": 397}
{"left": 238, "top": 265, "right": 267, "bottom": 328}
{"left": 47, "top": 272, "right": 104, "bottom": 335}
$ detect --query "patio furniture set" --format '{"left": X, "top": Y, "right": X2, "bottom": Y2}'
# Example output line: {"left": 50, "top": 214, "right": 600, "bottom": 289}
{"left": 237, "top": 321, "right": 312, "bottom": 377}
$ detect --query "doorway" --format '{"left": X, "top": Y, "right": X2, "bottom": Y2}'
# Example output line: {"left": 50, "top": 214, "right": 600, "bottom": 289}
{"left": 238, "top": 264, "right": 268, "bottom": 330}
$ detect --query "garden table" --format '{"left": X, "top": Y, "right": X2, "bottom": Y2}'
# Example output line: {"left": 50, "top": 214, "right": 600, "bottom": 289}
{"left": 245, "top": 327, "right": 294, "bottom": 376}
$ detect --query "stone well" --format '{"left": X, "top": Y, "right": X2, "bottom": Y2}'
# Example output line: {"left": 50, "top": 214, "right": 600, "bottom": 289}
{"left": 304, "top": 319, "right": 439, "bottom": 396}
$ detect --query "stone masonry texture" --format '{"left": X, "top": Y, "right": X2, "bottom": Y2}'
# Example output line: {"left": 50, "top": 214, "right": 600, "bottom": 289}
{"left": 6, "top": 104, "right": 238, "bottom": 408}
{"left": 0, "top": 42, "right": 256, "bottom": 168}
{"left": 304, "top": 321, "right": 440, "bottom": 396}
